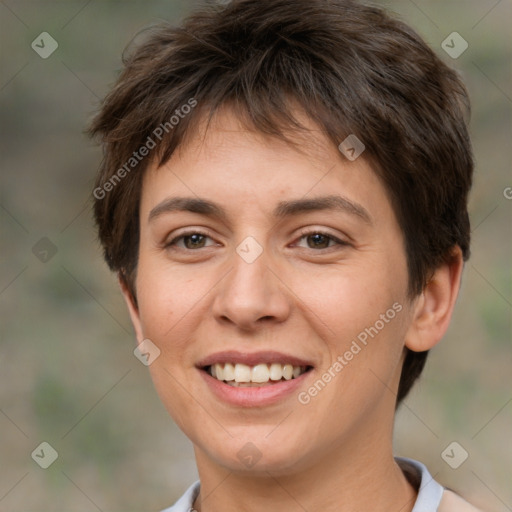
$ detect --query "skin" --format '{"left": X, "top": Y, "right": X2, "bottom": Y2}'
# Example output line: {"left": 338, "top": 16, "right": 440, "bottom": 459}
{"left": 121, "top": 107, "right": 464, "bottom": 512}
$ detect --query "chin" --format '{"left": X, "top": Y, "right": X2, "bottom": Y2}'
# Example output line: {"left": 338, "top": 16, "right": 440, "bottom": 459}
{"left": 200, "top": 432, "right": 312, "bottom": 475}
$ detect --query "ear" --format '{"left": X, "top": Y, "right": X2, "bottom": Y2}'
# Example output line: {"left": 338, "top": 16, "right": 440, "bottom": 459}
{"left": 405, "top": 246, "right": 464, "bottom": 352}
{"left": 119, "top": 275, "right": 144, "bottom": 343}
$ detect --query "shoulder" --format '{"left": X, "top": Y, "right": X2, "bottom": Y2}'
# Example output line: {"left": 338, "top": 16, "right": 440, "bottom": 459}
{"left": 439, "top": 489, "right": 485, "bottom": 512}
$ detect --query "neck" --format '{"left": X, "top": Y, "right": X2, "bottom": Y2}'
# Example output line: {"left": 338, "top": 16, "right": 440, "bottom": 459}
{"left": 192, "top": 415, "right": 417, "bottom": 512}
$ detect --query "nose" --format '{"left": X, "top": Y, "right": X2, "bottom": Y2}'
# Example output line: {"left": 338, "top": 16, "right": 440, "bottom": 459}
{"left": 211, "top": 242, "right": 291, "bottom": 331}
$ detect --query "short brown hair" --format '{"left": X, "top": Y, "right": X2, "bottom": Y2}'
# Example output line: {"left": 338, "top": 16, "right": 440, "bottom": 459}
{"left": 88, "top": 0, "right": 473, "bottom": 404}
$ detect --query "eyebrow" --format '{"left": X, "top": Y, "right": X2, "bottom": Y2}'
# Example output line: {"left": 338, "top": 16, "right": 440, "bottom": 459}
{"left": 148, "top": 195, "right": 372, "bottom": 225}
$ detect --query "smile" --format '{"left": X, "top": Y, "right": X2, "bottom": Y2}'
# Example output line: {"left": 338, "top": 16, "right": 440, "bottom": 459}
{"left": 206, "top": 363, "right": 310, "bottom": 387}
{"left": 197, "top": 350, "right": 314, "bottom": 405}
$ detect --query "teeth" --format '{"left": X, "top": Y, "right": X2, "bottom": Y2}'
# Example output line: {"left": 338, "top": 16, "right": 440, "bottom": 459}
{"left": 282, "top": 364, "right": 293, "bottom": 380}
{"left": 223, "top": 362, "right": 235, "bottom": 381}
{"left": 234, "top": 363, "right": 252, "bottom": 383}
{"left": 214, "top": 363, "right": 224, "bottom": 381}
{"left": 269, "top": 363, "right": 282, "bottom": 381}
{"left": 208, "top": 363, "right": 308, "bottom": 384}
{"left": 251, "top": 364, "right": 270, "bottom": 383}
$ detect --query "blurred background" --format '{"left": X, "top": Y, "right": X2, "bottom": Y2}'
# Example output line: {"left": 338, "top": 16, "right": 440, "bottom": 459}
{"left": 0, "top": 0, "right": 510, "bottom": 510}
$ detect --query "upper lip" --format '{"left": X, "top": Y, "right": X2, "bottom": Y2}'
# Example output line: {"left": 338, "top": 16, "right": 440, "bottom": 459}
{"left": 196, "top": 350, "right": 314, "bottom": 368}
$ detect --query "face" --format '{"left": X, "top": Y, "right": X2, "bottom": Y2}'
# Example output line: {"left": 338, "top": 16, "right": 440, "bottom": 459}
{"left": 124, "top": 108, "right": 419, "bottom": 475}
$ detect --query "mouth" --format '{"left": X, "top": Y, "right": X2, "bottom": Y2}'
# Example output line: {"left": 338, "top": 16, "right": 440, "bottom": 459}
{"left": 196, "top": 351, "right": 314, "bottom": 405}
{"left": 203, "top": 362, "right": 313, "bottom": 387}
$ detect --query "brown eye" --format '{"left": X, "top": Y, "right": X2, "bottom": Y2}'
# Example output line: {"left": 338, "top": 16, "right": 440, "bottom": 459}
{"left": 166, "top": 231, "right": 214, "bottom": 250}
{"left": 295, "top": 230, "right": 348, "bottom": 250}
{"left": 182, "top": 233, "right": 207, "bottom": 249}
{"left": 305, "top": 233, "right": 332, "bottom": 249}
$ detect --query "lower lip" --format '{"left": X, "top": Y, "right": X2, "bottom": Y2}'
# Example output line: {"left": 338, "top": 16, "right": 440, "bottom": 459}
{"left": 199, "top": 369, "right": 312, "bottom": 407}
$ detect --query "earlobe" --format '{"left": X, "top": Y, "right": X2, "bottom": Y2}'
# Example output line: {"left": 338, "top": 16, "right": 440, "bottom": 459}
{"left": 119, "top": 275, "right": 145, "bottom": 342}
{"left": 405, "top": 247, "right": 464, "bottom": 353}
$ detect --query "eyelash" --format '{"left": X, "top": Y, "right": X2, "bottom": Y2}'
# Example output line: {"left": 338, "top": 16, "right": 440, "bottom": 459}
{"left": 165, "top": 229, "right": 348, "bottom": 251}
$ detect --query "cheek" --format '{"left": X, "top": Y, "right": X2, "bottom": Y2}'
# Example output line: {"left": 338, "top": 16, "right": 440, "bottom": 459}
{"left": 136, "top": 267, "right": 202, "bottom": 423}
{"left": 134, "top": 260, "right": 196, "bottom": 359}
{"left": 292, "top": 262, "right": 405, "bottom": 345}
{"left": 290, "top": 260, "right": 409, "bottom": 402}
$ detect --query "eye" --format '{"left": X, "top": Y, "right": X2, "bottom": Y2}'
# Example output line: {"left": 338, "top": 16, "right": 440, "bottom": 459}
{"left": 294, "top": 229, "right": 349, "bottom": 250}
{"left": 164, "top": 229, "right": 349, "bottom": 252}
{"left": 165, "top": 230, "right": 216, "bottom": 250}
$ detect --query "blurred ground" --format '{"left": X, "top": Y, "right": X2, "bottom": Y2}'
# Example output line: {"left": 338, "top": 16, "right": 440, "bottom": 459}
{"left": 0, "top": 0, "right": 510, "bottom": 510}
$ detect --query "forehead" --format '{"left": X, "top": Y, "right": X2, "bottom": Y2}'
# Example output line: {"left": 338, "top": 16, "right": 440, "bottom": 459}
{"left": 140, "top": 108, "right": 394, "bottom": 228}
